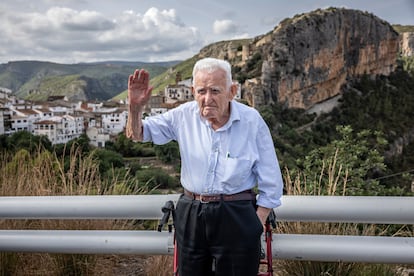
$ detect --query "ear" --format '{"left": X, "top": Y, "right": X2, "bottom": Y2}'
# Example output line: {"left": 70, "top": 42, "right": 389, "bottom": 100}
{"left": 229, "top": 83, "right": 238, "bottom": 99}
{"left": 191, "top": 86, "right": 195, "bottom": 96}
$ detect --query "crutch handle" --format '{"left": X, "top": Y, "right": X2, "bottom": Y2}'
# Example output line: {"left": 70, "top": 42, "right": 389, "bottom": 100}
{"left": 157, "top": 200, "right": 175, "bottom": 232}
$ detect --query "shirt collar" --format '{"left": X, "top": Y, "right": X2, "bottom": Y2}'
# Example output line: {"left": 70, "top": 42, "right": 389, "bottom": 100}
{"left": 196, "top": 100, "right": 240, "bottom": 130}
{"left": 219, "top": 100, "right": 240, "bottom": 131}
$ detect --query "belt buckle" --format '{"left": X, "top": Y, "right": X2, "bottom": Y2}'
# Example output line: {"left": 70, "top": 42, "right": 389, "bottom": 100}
{"left": 199, "top": 194, "right": 209, "bottom": 203}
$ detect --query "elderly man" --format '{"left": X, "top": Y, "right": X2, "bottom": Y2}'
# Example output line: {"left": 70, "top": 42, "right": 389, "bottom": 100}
{"left": 126, "top": 57, "right": 283, "bottom": 276}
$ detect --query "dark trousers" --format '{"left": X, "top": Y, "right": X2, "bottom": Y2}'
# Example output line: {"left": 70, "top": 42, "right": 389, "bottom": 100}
{"left": 174, "top": 194, "right": 263, "bottom": 276}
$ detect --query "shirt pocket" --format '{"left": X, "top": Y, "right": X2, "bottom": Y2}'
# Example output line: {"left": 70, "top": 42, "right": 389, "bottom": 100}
{"left": 222, "top": 156, "right": 253, "bottom": 187}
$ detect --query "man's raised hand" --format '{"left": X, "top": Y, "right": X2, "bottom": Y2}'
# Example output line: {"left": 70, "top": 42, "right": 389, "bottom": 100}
{"left": 128, "top": 69, "right": 153, "bottom": 106}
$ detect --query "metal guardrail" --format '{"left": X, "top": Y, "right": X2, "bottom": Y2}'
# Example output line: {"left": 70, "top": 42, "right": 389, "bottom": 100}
{"left": 0, "top": 195, "right": 413, "bottom": 264}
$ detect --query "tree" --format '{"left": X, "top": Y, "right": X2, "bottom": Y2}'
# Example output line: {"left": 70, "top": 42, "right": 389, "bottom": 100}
{"left": 134, "top": 167, "right": 179, "bottom": 190}
{"left": 5, "top": 131, "right": 52, "bottom": 153}
{"left": 107, "top": 133, "right": 156, "bottom": 157}
{"left": 300, "top": 125, "right": 388, "bottom": 196}
{"left": 91, "top": 148, "right": 124, "bottom": 176}
{"left": 154, "top": 141, "right": 180, "bottom": 163}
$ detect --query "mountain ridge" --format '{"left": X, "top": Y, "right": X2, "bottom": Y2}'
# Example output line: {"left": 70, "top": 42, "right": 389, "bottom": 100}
{"left": 0, "top": 60, "right": 180, "bottom": 101}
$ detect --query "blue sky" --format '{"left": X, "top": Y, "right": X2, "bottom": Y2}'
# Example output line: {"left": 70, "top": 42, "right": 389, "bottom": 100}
{"left": 0, "top": 0, "right": 413, "bottom": 64}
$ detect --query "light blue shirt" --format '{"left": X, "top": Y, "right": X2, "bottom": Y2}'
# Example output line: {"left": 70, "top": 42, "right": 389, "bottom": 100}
{"left": 142, "top": 100, "right": 283, "bottom": 208}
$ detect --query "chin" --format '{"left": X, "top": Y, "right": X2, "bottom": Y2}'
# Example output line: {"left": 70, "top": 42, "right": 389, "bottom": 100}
{"left": 202, "top": 112, "right": 215, "bottom": 119}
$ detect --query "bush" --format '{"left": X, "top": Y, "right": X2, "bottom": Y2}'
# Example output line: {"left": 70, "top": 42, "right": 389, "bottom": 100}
{"left": 135, "top": 167, "right": 179, "bottom": 190}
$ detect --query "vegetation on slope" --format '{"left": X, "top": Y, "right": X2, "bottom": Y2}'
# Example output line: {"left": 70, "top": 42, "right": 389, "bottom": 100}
{"left": 114, "top": 55, "right": 199, "bottom": 100}
{"left": 392, "top": 24, "right": 414, "bottom": 33}
{"left": 261, "top": 64, "right": 414, "bottom": 194}
{"left": 25, "top": 74, "right": 87, "bottom": 101}
{"left": 0, "top": 61, "right": 178, "bottom": 101}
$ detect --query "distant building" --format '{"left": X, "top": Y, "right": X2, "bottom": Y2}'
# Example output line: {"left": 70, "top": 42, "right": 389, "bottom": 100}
{"left": 33, "top": 115, "right": 84, "bottom": 145}
{"left": 0, "top": 107, "right": 12, "bottom": 135}
{"left": 47, "top": 95, "right": 68, "bottom": 102}
{"left": 100, "top": 108, "right": 128, "bottom": 134}
{"left": 150, "top": 107, "right": 168, "bottom": 116}
{"left": 82, "top": 105, "right": 128, "bottom": 146}
{"left": 144, "top": 93, "right": 165, "bottom": 114}
{"left": 0, "top": 111, "right": 4, "bottom": 135}
{"left": 9, "top": 108, "right": 41, "bottom": 134}
{"left": 165, "top": 72, "right": 193, "bottom": 103}
{"left": 165, "top": 83, "right": 193, "bottom": 103}
{"left": 86, "top": 127, "right": 110, "bottom": 148}
{"left": 0, "top": 87, "right": 12, "bottom": 99}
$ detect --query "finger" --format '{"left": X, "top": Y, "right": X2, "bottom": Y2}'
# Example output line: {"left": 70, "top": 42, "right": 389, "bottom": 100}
{"left": 137, "top": 69, "right": 143, "bottom": 81}
{"left": 136, "top": 69, "right": 148, "bottom": 84}
{"left": 133, "top": 69, "right": 141, "bottom": 80}
{"left": 141, "top": 70, "right": 149, "bottom": 83}
{"left": 147, "top": 85, "right": 154, "bottom": 95}
{"left": 128, "top": 74, "right": 134, "bottom": 87}
{"left": 142, "top": 85, "right": 154, "bottom": 101}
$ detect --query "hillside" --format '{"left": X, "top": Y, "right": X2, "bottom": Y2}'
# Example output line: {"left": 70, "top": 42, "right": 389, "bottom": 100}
{"left": 0, "top": 60, "right": 179, "bottom": 101}
{"left": 114, "top": 55, "right": 199, "bottom": 100}
{"left": 393, "top": 24, "right": 414, "bottom": 33}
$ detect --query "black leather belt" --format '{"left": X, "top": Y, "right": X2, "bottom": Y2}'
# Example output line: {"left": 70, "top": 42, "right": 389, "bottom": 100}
{"left": 184, "top": 189, "right": 255, "bottom": 203}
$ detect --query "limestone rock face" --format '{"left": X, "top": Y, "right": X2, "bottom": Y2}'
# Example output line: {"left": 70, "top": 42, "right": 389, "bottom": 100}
{"left": 253, "top": 8, "right": 400, "bottom": 109}
{"left": 400, "top": 32, "right": 414, "bottom": 57}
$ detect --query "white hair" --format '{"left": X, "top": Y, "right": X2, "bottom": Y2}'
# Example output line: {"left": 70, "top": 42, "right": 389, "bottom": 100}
{"left": 192, "top": 58, "right": 232, "bottom": 89}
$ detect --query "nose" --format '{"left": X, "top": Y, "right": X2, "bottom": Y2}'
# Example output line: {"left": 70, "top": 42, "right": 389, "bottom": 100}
{"left": 203, "top": 90, "right": 214, "bottom": 103}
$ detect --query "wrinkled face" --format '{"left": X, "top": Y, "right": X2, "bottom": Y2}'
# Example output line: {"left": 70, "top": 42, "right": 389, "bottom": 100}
{"left": 192, "top": 69, "right": 236, "bottom": 126}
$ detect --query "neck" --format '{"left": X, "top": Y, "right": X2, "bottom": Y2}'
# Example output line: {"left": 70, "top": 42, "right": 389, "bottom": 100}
{"left": 208, "top": 106, "right": 231, "bottom": 130}
{"left": 209, "top": 118, "right": 226, "bottom": 130}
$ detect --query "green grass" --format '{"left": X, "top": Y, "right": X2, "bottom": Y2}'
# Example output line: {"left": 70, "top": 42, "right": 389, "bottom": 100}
{"left": 393, "top": 24, "right": 414, "bottom": 33}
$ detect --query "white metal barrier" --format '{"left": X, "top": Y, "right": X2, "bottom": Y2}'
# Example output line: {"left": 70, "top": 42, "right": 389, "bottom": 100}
{"left": 0, "top": 195, "right": 413, "bottom": 264}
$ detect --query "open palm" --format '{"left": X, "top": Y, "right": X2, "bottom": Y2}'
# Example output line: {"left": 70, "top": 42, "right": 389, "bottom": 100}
{"left": 128, "top": 69, "right": 153, "bottom": 106}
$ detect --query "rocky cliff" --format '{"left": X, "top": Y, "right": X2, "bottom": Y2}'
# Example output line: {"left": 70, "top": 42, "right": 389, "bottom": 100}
{"left": 400, "top": 32, "right": 414, "bottom": 57}
{"left": 247, "top": 8, "right": 400, "bottom": 109}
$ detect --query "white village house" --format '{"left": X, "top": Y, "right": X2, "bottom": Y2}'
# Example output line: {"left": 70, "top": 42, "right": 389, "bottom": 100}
{"left": 34, "top": 115, "right": 84, "bottom": 144}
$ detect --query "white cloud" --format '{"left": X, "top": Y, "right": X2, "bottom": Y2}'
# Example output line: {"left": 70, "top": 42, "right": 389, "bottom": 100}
{"left": 2, "top": 0, "right": 411, "bottom": 63}
{"left": 213, "top": 19, "right": 239, "bottom": 35}
{"left": 0, "top": 6, "right": 202, "bottom": 63}
{"left": 47, "top": 7, "right": 115, "bottom": 31}
{"left": 230, "top": 33, "right": 251, "bottom": 40}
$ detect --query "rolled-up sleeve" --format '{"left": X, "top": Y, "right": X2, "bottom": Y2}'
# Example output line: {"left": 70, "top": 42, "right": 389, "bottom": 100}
{"left": 142, "top": 111, "right": 176, "bottom": 144}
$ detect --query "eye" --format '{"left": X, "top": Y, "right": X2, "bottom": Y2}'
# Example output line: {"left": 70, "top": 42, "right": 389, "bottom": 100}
{"left": 196, "top": 88, "right": 206, "bottom": 95}
{"left": 211, "top": 88, "right": 221, "bottom": 94}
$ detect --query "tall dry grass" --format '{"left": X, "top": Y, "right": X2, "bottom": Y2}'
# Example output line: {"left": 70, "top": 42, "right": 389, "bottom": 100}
{"left": 142, "top": 255, "right": 173, "bottom": 276}
{"left": 0, "top": 146, "right": 147, "bottom": 275}
{"left": 273, "top": 156, "right": 412, "bottom": 276}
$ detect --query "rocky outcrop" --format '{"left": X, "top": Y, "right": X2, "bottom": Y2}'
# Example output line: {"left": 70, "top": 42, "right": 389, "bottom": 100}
{"left": 244, "top": 8, "right": 400, "bottom": 109}
{"left": 400, "top": 32, "right": 414, "bottom": 57}
{"left": 385, "top": 127, "right": 414, "bottom": 159}
{"left": 198, "top": 39, "right": 251, "bottom": 66}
